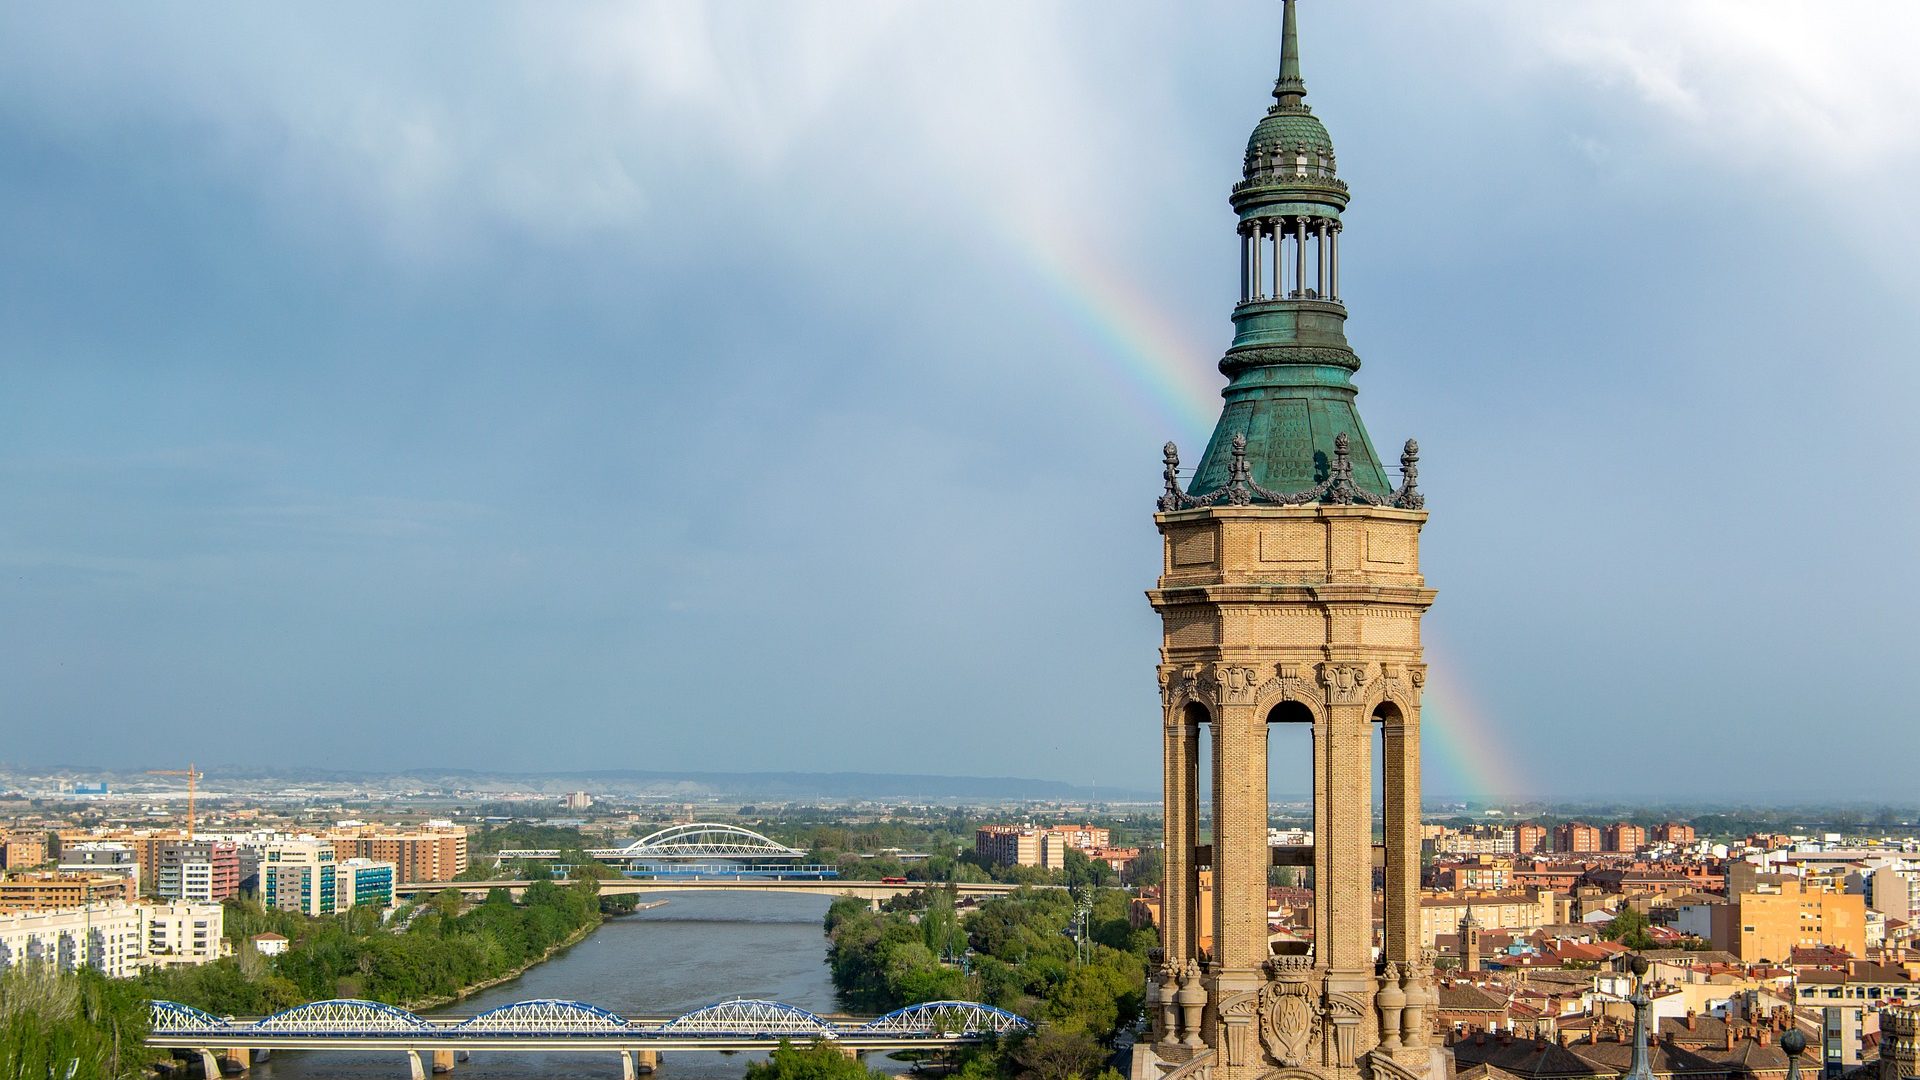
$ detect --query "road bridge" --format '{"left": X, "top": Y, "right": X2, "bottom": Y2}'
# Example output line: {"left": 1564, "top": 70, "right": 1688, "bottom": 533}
{"left": 396, "top": 878, "right": 1033, "bottom": 902}
{"left": 149, "top": 998, "right": 1031, "bottom": 1079}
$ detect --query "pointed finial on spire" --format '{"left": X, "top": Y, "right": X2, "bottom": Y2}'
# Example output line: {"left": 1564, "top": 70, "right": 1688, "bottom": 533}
{"left": 1274, "top": 0, "right": 1308, "bottom": 107}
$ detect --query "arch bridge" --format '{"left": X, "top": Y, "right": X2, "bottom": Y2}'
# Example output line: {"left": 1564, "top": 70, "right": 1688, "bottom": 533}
{"left": 494, "top": 822, "right": 832, "bottom": 880}
{"left": 149, "top": 997, "right": 1031, "bottom": 1080}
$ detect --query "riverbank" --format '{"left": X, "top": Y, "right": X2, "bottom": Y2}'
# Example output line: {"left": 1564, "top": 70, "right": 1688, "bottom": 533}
{"left": 401, "top": 915, "right": 603, "bottom": 1012}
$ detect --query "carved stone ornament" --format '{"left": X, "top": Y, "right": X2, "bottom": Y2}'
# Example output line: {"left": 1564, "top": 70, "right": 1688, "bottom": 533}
{"left": 1220, "top": 991, "right": 1261, "bottom": 1067}
{"left": 1260, "top": 980, "right": 1317, "bottom": 1068}
{"left": 1161, "top": 666, "right": 1220, "bottom": 710}
{"left": 1319, "top": 662, "right": 1373, "bottom": 706}
{"left": 1215, "top": 664, "right": 1261, "bottom": 705}
{"left": 1157, "top": 431, "right": 1427, "bottom": 512}
{"left": 1324, "top": 991, "right": 1378, "bottom": 1064}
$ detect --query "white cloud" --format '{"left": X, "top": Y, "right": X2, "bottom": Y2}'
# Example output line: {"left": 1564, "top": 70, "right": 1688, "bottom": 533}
{"left": 1498, "top": 0, "right": 1920, "bottom": 172}
{"left": 0, "top": 4, "right": 1139, "bottom": 260}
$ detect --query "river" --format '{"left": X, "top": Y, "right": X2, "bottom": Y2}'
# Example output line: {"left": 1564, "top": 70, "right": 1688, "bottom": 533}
{"left": 245, "top": 892, "right": 898, "bottom": 1080}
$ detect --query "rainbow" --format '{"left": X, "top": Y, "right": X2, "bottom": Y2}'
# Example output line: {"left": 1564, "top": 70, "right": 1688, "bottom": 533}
{"left": 1416, "top": 644, "right": 1523, "bottom": 806}
{"left": 1009, "top": 213, "right": 1220, "bottom": 443}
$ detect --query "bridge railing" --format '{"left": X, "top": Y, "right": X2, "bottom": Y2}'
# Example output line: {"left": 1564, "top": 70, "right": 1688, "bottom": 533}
{"left": 149, "top": 997, "right": 1033, "bottom": 1041}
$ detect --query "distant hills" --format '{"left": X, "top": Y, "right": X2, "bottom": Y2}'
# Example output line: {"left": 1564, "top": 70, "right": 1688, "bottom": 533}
{"left": 1, "top": 763, "right": 1155, "bottom": 803}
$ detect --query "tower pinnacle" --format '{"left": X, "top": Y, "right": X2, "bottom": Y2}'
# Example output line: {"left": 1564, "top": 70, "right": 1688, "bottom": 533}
{"left": 1275, "top": 0, "right": 1307, "bottom": 106}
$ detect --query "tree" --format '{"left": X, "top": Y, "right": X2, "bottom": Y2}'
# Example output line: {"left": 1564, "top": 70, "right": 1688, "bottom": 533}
{"left": 744, "top": 1040, "right": 888, "bottom": 1080}
{"left": 1010, "top": 1029, "right": 1107, "bottom": 1080}
{"left": 1124, "top": 848, "right": 1164, "bottom": 889}
{"left": 1600, "top": 907, "right": 1654, "bottom": 950}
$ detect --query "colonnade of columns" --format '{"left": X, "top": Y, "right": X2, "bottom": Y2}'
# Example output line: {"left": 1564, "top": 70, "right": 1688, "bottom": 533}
{"left": 1153, "top": 695, "right": 1430, "bottom": 1060}
{"left": 1239, "top": 216, "right": 1340, "bottom": 304}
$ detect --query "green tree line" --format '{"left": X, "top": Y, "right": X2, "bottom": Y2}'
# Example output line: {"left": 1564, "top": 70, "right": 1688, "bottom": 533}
{"left": 820, "top": 886, "right": 1154, "bottom": 1080}
{"left": 135, "top": 878, "right": 605, "bottom": 1015}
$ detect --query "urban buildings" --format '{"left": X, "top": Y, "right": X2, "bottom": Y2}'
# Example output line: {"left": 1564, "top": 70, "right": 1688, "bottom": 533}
{"left": 1556, "top": 822, "right": 1604, "bottom": 854}
{"left": 0, "top": 871, "right": 135, "bottom": 912}
{"left": 141, "top": 902, "right": 227, "bottom": 969}
{"left": 1606, "top": 823, "right": 1648, "bottom": 853}
{"left": 263, "top": 840, "right": 337, "bottom": 916}
{"left": 0, "top": 903, "right": 147, "bottom": 977}
{"left": 155, "top": 840, "right": 241, "bottom": 902}
{"left": 263, "top": 841, "right": 395, "bottom": 915}
{"left": 974, "top": 824, "right": 1112, "bottom": 870}
{"left": 1712, "top": 880, "right": 1867, "bottom": 961}
{"left": 338, "top": 857, "right": 396, "bottom": 909}
{"left": 326, "top": 823, "right": 467, "bottom": 883}
{"left": 57, "top": 840, "right": 140, "bottom": 892}
{"left": 0, "top": 831, "right": 47, "bottom": 870}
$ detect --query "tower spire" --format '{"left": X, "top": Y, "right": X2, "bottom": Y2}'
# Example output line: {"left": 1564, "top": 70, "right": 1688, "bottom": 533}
{"left": 1275, "top": 0, "right": 1307, "bottom": 107}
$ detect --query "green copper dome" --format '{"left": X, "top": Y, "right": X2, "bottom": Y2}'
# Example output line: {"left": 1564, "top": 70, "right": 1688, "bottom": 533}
{"left": 1246, "top": 109, "right": 1332, "bottom": 159}
{"left": 1173, "top": 0, "right": 1410, "bottom": 508}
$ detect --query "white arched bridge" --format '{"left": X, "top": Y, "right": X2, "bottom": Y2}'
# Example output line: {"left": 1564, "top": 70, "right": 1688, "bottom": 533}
{"left": 493, "top": 823, "right": 832, "bottom": 881}
{"left": 149, "top": 997, "right": 1032, "bottom": 1079}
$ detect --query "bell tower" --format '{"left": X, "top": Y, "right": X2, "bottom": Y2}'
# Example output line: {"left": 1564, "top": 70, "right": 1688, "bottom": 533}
{"left": 1141, "top": 5, "right": 1443, "bottom": 1080}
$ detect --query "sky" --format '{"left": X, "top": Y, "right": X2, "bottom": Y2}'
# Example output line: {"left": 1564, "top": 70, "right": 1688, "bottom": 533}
{"left": 3, "top": 2, "right": 1918, "bottom": 801}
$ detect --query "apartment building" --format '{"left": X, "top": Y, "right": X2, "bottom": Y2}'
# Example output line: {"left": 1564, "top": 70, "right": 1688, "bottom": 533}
{"left": 156, "top": 841, "right": 242, "bottom": 903}
{"left": 1605, "top": 823, "right": 1647, "bottom": 853}
{"left": 263, "top": 841, "right": 337, "bottom": 916}
{"left": 0, "top": 903, "right": 147, "bottom": 977}
{"left": 0, "top": 832, "right": 47, "bottom": 870}
{"left": 326, "top": 824, "right": 467, "bottom": 883}
{"left": 0, "top": 872, "right": 136, "bottom": 912}
{"left": 1654, "top": 822, "right": 1697, "bottom": 845}
{"left": 57, "top": 842, "right": 140, "bottom": 893}
{"left": 1555, "top": 822, "right": 1603, "bottom": 854}
{"left": 141, "top": 903, "right": 227, "bottom": 969}
{"left": 1711, "top": 880, "right": 1866, "bottom": 961}
{"left": 338, "top": 858, "right": 396, "bottom": 909}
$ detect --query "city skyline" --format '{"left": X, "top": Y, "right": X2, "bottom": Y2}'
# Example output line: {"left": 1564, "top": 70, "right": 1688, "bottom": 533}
{"left": 4, "top": 2, "right": 1919, "bottom": 798}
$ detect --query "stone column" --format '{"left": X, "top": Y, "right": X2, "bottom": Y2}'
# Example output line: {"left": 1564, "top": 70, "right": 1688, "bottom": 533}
{"left": 1210, "top": 700, "right": 1267, "bottom": 976}
{"left": 1329, "top": 223, "right": 1341, "bottom": 301}
{"left": 1321, "top": 694, "right": 1375, "bottom": 981}
{"left": 1294, "top": 218, "right": 1307, "bottom": 299}
{"left": 1250, "top": 222, "right": 1266, "bottom": 300}
{"left": 1381, "top": 712, "right": 1421, "bottom": 968}
{"left": 432, "top": 1048, "right": 457, "bottom": 1073}
{"left": 1162, "top": 708, "right": 1199, "bottom": 967}
{"left": 1244, "top": 226, "right": 1259, "bottom": 299}
{"left": 1317, "top": 220, "right": 1330, "bottom": 298}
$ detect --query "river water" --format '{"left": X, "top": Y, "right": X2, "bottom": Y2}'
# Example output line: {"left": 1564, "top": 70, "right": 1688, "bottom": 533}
{"left": 246, "top": 892, "right": 893, "bottom": 1080}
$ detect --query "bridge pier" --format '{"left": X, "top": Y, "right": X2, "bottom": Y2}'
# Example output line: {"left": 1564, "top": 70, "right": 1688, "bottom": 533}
{"left": 224, "top": 1047, "right": 251, "bottom": 1072}
{"left": 635, "top": 1049, "right": 659, "bottom": 1074}
{"left": 404, "top": 1050, "right": 426, "bottom": 1080}
{"left": 432, "top": 1048, "right": 457, "bottom": 1073}
{"left": 193, "top": 1049, "right": 222, "bottom": 1078}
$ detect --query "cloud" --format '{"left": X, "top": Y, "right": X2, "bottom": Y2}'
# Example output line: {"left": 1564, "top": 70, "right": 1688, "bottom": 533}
{"left": 1499, "top": 0, "right": 1920, "bottom": 172}
{"left": 0, "top": 4, "right": 1139, "bottom": 262}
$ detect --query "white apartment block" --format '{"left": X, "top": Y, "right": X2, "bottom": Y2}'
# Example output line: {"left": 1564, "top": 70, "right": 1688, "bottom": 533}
{"left": 142, "top": 903, "right": 226, "bottom": 968}
{"left": 0, "top": 903, "right": 147, "bottom": 977}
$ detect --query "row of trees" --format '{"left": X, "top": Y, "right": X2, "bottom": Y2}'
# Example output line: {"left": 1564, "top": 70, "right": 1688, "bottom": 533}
{"left": 136, "top": 879, "right": 606, "bottom": 1015}
{"left": 0, "top": 965, "right": 159, "bottom": 1080}
{"left": 819, "top": 886, "right": 1156, "bottom": 1080}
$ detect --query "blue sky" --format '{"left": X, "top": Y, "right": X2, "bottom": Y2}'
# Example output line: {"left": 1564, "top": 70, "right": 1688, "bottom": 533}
{"left": 3, "top": 2, "right": 1917, "bottom": 799}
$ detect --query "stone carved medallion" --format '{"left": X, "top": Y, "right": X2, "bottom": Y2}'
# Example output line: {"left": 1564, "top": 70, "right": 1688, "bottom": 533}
{"left": 1260, "top": 980, "right": 1317, "bottom": 1067}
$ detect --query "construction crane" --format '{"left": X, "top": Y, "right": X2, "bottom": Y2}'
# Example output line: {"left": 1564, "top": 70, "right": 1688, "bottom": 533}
{"left": 146, "top": 764, "right": 204, "bottom": 841}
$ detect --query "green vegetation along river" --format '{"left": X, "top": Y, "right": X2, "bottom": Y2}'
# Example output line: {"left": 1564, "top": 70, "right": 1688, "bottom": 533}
{"left": 243, "top": 892, "right": 891, "bottom": 1080}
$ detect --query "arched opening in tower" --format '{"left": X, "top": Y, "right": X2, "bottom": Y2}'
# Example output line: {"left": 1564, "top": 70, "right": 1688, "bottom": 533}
{"left": 1267, "top": 699, "right": 1315, "bottom": 959}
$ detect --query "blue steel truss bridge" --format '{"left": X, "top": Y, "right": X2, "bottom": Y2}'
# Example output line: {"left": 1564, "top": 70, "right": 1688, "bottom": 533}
{"left": 495, "top": 823, "right": 838, "bottom": 880}
{"left": 149, "top": 997, "right": 1033, "bottom": 1079}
